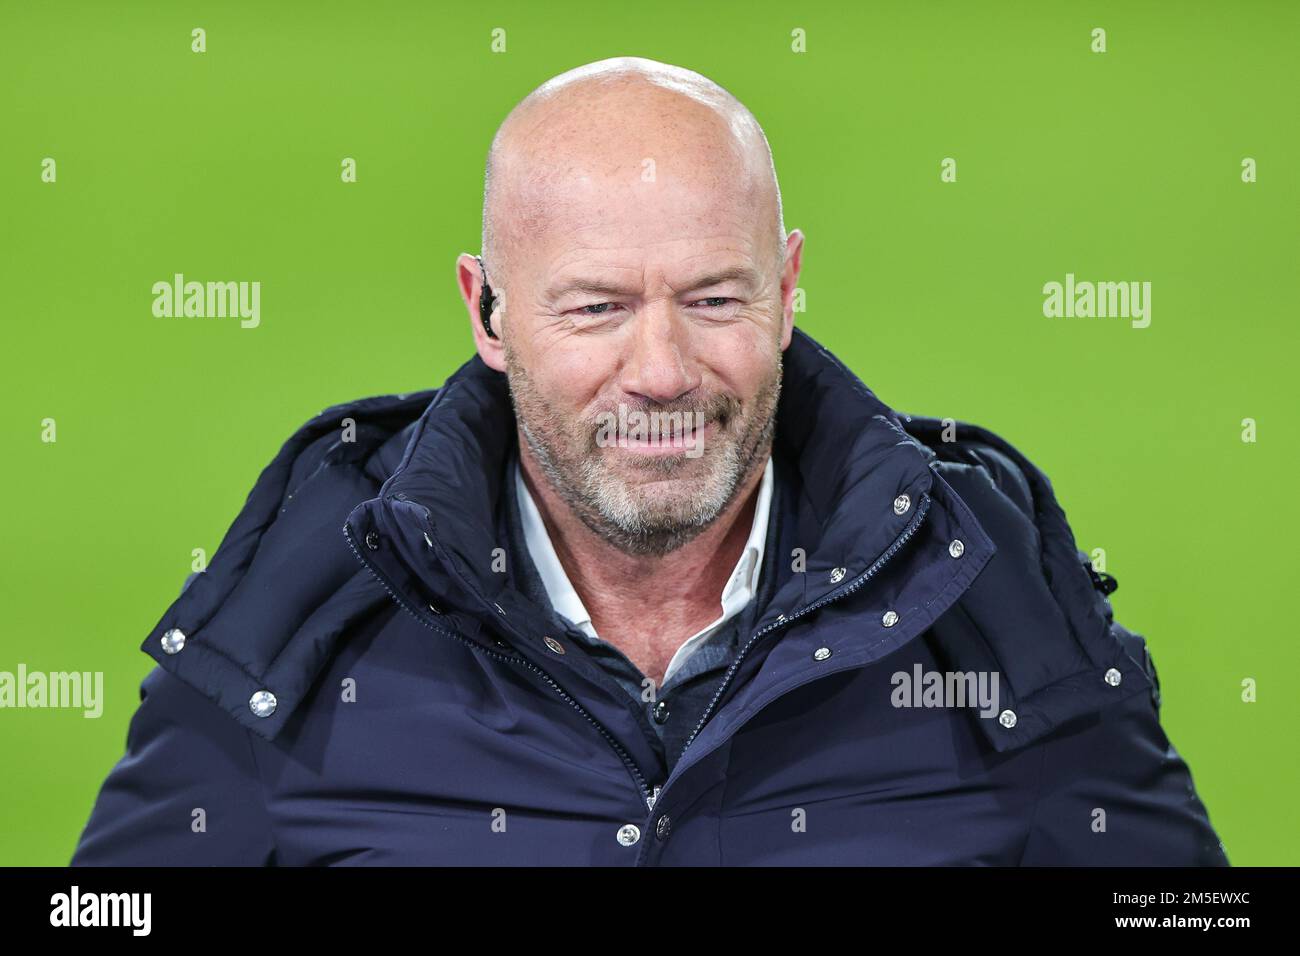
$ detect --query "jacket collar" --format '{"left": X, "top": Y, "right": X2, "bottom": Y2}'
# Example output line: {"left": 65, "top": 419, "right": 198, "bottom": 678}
{"left": 343, "top": 327, "right": 969, "bottom": 651}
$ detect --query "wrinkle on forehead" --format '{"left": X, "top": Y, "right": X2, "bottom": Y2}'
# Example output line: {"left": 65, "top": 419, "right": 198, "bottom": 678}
{"left": 481, "top": 57, "right": 785, "bottom": 281}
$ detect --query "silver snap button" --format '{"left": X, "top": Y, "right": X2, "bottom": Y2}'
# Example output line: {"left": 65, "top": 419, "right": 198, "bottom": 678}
{"left": 948, "top": 539, "right": 965, "bottom": 558}
{"left": 998, "top": 709, "right": 1017, "bottom": 729}
{"left": 364, "top": 531, "right": 380, "bottom": 551}
{"left": 543, "top": 636, "right": 565, "bottom": 655}
{"left": 881, "top": 610, "right": 899, "bottom": 627}
{"left": 813, "top": 647, "right": 832, "bottom": 661}
{"left": 893, "top": 494, "right": 911, "bottom": 515}
{"left": 1104, "top": 667, "right": 1122, "bottom": 687}
{"left": 160, "top": 628, "right": 186, "bottom": 655}
{"left": 829, "top": 567, "right": 846, "bottom": 584}
{"left": 249, "top": 690, "right": 277, "bottom": 718}
{"left": 616, "top": 824, "right": 641, "bottom": 847}
{"left": 655, "top": 815, "right": 672, "bottom": 841}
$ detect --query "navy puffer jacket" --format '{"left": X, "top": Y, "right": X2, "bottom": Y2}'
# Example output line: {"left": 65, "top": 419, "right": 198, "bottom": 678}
{"left": 71, "top": 329, "right": 1227, "bottom": 866}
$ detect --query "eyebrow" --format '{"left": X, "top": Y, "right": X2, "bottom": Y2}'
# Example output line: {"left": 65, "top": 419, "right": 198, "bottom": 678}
{"left": 546, "top": 265, "right": 762, "bottom": 301}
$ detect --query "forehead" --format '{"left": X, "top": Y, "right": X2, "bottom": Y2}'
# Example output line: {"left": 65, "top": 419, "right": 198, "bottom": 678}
{"left": 503, "top": 151, "right": 773, "bottom": 276}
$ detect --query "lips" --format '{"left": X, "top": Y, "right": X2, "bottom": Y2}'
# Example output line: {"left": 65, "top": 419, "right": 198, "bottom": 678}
{"left": 626, "top": 417, "right": 703, "bottom": 444}
{"left": 589, "top": 401, "right": 731, "bottom": 458}
{"left": 614, "top": 418, "right": 713, "bottom": 456}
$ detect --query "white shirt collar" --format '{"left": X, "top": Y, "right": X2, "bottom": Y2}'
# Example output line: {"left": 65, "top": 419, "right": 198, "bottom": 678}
{"left": 515, "top": 455, "right": 774, "bottom": 686}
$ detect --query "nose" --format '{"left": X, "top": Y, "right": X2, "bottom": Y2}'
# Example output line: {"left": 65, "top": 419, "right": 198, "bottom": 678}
{"left": 617, "top": 301, "right": 700, "bottom": 405}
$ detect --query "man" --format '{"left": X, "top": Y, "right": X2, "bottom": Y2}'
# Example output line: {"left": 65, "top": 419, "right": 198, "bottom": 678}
{"left": 72, "top": 57, "right": 1226, "bottom": 866}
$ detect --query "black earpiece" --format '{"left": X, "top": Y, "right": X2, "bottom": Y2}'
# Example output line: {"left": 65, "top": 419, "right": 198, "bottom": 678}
{"left": 476, "top": 256, "right": 499, "bottom": 339}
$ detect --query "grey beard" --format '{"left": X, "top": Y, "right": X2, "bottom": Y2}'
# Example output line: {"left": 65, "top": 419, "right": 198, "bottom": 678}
{"left": 515, "top": 395, "right": 777, "bottom": 559}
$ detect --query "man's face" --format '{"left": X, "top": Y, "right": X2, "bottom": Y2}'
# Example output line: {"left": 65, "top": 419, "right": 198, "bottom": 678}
{"left": 482, "top": 137, "right": 799, "bottom": 555}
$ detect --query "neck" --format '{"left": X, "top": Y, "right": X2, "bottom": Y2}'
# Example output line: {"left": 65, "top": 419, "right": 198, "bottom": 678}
{"left": 517, "top": 435, "right": 768, "bottom": 681}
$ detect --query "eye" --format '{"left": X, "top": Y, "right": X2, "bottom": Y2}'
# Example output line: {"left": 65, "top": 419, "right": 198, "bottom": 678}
{"left": 575, "top": 302, "right": 620, "bottom": 316}
{"left": 691, "top": 297, "right": 733, "bottom": 308}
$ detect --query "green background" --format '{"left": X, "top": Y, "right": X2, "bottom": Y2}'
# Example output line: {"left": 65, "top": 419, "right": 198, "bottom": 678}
{"left": 1, "top": 0, "right": 1295, "bottom": 865}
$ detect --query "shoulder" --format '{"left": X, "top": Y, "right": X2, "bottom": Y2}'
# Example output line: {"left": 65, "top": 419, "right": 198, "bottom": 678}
{"left": 180, "top": 388, "right": 434, "bottom": 593}
{"left": 140, "top": 388, "right": 437, "bottom": 736}
{"left": 899, "top": 411, "right": 1123, "bottom": 606}
{"left": 898, "top": 412, "right": 1090, "bottom": 587}
{"left": 229, "top": 387, "right": 438, "bottom": 552}
{"left": 278, "top": 389, "right": 439, "bottom": 504}
{"left": 897, "top": 409, "right": 1104, "bottom": 611}
{"left": 898, "top": 412, "right": 1162, "bottom": 751}
{"left": 897, "top": 413, "right": 1036, "bottom": 521}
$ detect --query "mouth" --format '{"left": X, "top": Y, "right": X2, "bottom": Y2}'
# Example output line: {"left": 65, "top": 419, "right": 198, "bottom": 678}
{"left": 610, "top": 418, "right": 715, "bottom": 457}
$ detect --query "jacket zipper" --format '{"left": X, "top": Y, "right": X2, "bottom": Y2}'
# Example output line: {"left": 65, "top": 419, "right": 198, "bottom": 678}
{"left": 676, "top": 491, "right": 933, "bottom": 760}
{"left": 343, "top": 523, "right": 658, "bottom": 812}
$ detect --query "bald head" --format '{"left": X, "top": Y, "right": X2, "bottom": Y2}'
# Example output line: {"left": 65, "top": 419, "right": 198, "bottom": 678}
{"left": 481, "top": 57, "right": 786, "bottom": 286}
